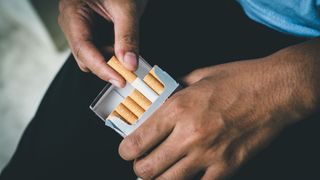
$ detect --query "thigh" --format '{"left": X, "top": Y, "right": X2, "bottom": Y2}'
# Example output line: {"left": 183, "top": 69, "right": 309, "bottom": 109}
{"left": 2, "top": 1, "right": 317, "bottom": 180}
{"left": 0, "top": 56, "right": 136, "bottom": 179}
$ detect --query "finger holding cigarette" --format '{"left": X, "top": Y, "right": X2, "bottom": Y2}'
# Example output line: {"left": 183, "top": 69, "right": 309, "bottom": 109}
{"left": 107, "top": 56, "right": 137, "bottom": 83}
{"left": 107, "top": 56, "right": 159, "bottom": 102}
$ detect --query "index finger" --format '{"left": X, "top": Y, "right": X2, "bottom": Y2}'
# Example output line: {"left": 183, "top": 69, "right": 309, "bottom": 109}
{"left": 76, "top": 42, "right": 126, "bottom": 87}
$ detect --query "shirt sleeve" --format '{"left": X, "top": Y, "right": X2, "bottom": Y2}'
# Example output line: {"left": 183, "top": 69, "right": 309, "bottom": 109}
{"left": 237, "top": 0, "right": 320, "bottom": 38}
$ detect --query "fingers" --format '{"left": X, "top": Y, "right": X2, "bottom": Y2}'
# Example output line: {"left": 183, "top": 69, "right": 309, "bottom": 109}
{"left": 75, "top": 42, "right": 126, "bottom": 87}
{"left": 182, "top": 64, "right": 227, "bottom": 86}
{"left": 118, "top": 104, "right": 175, "bottom": 161}
{"left": 155, "top": 155, "right": 203, "bottom": 180}
{"left": 201, "top": 165, "right": 227, "bottom": 180}
{"left": 133, "top": 128, "right": 187, "bottom": 179}
{"left": 113, "top": 8, "right": 139, "bottom": 71}
{"left": 82, "top": 0, "right": 141, "bottom": 71}
{"left": 59, "top": 0, "right": 142, "bottom": 86}
{"left": 182, "top": 67, "right": 214, "bottom": 85}
{"left": 68, "top": 28, "right": 125, "bottom": 87}
{"left": 58, "top": 1, "right": 125, "bottom": 87}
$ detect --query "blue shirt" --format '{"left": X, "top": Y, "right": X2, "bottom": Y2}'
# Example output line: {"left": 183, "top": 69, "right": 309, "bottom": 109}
{"left": 237, "top": 0, "right": 320, "bottom": 38}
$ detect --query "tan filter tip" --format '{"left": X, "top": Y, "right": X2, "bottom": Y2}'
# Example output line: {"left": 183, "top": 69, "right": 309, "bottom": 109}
{"left": 107, "top": 56, "right": 137, "bottom": 83}
{"left": 129, "top": 90, "right": 152, "bottom": 110}
{"left": 143, "top": 73, "right": 164, "bottom": 95}
{"left": 107, "top": 111, "right": 123, "bottom": 120}
{"left": 115, "top": 103, "right": 138, "bottom": 124}
{"left": 150, "top": 67, "right": 163, "bottom": 83}
{"left": 122, "top": 96, "right": 145, "bottom": 118}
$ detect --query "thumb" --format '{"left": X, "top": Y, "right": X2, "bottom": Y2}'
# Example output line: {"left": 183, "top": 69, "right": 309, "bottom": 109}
{"left": 114, "top": 13, "right": 139, "bottom": 71}
{"left": 182, "top": 67, "right": 217, "bottom": 86}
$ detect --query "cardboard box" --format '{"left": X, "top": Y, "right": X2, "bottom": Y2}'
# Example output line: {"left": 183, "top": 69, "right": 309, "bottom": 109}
{"left": 90, "top": 56, "right": 179, "bottom": 137}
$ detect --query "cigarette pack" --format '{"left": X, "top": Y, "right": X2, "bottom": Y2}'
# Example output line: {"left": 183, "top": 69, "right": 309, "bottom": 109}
{"left": 90, "top": 56, "right": 179, "bottom": 137}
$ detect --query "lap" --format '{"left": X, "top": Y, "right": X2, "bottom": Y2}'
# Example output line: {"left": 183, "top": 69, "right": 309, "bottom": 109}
{"left": 1, "top": 57, "right": 136, "bottom": 179}
{"left": 2, "top": 1, "right": 319, "bottom": 179}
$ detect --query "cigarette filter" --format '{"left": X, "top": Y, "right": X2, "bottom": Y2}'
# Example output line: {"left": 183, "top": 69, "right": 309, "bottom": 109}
{"left": 107, "top": 56, "right": 158, "bottom": 102}
{"left": 130, "top": 90, "right": 152, "bottom": 110}
{"left": 122, "top": 96, "right": 145, "bottom": 118}
{"left": 115, "top": 103, "right": 138, "bottom": 124}
{"left": 143, "top": 73, "right": 164, "bottom": 95}
{"left": 108, "top": 111, "right": 122, "bottom": 119}
{"left": 90, "top": 56, "right": 180, "bottom": 137}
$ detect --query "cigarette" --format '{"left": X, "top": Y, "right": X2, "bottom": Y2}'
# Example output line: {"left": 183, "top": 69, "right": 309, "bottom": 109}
{"left": 143, "top": 73, "right": 164, "bottom": 95}
{"left": 122, "top": 96, "right": 145, "bottom": 118}
{"left": 150, "top": 67, "right": 162, "bottom": 83}
{"left": 107, "top": 56, "right": 159, "bottom": 102}
{"left": 107, "top": 111, "right": 123, "bottom": 120}
{"left": 115, "top": 103, "right": 138, "bottom": 124}
{"left": 129, "top": 89, "right": 152, "bottom": 110}
{"left": 107, "top": 56, "right": 137, "bottom": 83}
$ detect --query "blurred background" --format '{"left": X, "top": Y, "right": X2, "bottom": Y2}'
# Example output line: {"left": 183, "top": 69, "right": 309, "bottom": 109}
{"left": 0, "top": 0, "right": 70, "bottom": 171}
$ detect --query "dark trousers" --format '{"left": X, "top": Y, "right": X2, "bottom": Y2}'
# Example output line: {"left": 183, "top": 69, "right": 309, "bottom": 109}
{"left": 1, "top": 1, "right": 319, "bottom": 179}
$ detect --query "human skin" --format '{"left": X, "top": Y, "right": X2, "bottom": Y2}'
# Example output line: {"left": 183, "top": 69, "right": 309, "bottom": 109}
{"left": 58, "top": 0, "right": 320, "bottom": 179}
{"left": 58, "top": 0, "right": 148, "bottom": 88}
{"left": 118, "top": 39, "right": 320, "bottom": 179}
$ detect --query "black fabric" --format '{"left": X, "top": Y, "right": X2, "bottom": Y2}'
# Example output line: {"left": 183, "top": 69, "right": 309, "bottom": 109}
{"left": 1, "top": 1, "right": 319, "bottom": 179}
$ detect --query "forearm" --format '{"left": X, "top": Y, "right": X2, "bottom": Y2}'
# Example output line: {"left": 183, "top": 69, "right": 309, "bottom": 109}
{"left": 184, "top": 38, "right": 320, "bottom": 127}
{"left": 268, "top": 38, "right": 320, "bottom": 124}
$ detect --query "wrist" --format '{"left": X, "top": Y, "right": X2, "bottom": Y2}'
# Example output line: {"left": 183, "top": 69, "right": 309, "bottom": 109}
{"left": 266, "top": 45, "right": 320, "bottom": 126}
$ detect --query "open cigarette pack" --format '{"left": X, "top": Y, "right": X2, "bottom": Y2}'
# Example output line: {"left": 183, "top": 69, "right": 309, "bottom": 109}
{"left": 90, "top": 56, "right": 179, "bottom": 137}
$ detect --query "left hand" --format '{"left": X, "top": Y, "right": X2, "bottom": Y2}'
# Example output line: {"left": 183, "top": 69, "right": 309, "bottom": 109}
{"left": 118, "top": 45, "right": 318, "bottom": 179}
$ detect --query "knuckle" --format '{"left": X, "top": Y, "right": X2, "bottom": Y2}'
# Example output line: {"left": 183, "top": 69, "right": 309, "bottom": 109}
{"left": 170, "top": 98, "right": 186, "bottom": 116}
{"left": 75, "top": 60, "right": 88, "bottom": 72}
{"left": 134, "top": 161, "right": 153, "bottom": 179}
{"left": 73, "top": 43, "right": 114, "bottom": 81}
{"left": 226, "top": 146, "right": 246, "bottom": 169}
{"left": 91, "top": 60, "right": 105, "bottom": 73}
{"left": 118, "top": 34, "right": 139, "bottom": 51}
{"left": 122, "top": 34, "right": 137, "bottom": 44}
{"left": 189, "top": 124, "right": 203, "bottom": 136}
{"left": 73, "top": 43, "right": 83, "bottom": 61}
{"left": 79, "top": 65, "right": 89, "bottom": 72}
{"left": 199, "top": 76, "right": 214, "bottom": 85}
{"left": 125, "top": 133, "right": 144, "bottom": 156}
{"left": 190, "top": 68, "right": 203, "bottom": 77}
{"left": 185, "top": 68, "right": 206, "bottom": 83}
{"left": 187, "top": 124, "right": 205, "bottom": 142}
{"left": 184, "top": 122, "right": 210, "bottom": 144}
{"left": 91, "top": 62, "right": 111, "bottom": 80}
{"left": 215, "top": 163, "right": 229, "bottom": 179}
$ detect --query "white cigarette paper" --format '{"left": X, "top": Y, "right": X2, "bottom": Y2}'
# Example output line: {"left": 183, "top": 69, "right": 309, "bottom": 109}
{"left": 131, "top": 78, "right": 158, "bottom": 102}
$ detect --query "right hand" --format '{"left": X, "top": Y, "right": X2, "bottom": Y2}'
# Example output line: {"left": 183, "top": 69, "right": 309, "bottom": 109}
{"left": 58, "top": 0, "right": 148, "bottom": 87}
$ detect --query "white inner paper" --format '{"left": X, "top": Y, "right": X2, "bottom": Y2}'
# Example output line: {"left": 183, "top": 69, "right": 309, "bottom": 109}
{"left": 131, "top": 78, "right": 158, "bottom": 102}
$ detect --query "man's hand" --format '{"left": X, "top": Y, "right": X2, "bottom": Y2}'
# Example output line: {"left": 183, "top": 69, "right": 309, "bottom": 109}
{"left": 119, "top": 39, "right": 320, "bottom": 179}
{"left": 58, "top": 0, "right": 148, "bottom": 87}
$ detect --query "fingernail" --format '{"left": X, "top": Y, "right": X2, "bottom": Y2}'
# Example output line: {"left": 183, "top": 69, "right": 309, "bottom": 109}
{"left": 109, "top": 79, "right": 122, "bottom": 88}
{"left": 123, "top": 52, "right": 138, "bottom": 70}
